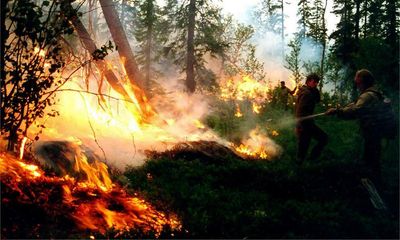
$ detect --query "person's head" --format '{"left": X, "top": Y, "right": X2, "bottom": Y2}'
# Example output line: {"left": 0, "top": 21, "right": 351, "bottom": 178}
{"left": 280, "top": 81, "right": 285, "bottom": 87}
{"left": 354, "top": 69, "right": 375, "bottom": 91}
{"left": 305, "top": 73, "right": 320, "bottom": 88}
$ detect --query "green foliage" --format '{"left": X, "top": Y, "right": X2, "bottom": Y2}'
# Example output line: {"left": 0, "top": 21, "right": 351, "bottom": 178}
{"left": 1, "top": 0, "right": 75, "bottom": 150}
{"left": 352, "top": 37, "right": 394, "bottom": 89}
{"left": 329, "top": 0, "right": 399, "bottom": 90}
{"left": 221, "top": 20, "right": 266, "bottom": 81}
{"left": 285, "top": 34, "right": 303, "bottom": 84}
{"left": 129, "top": 0, "right": 164, "bottom": 91}
{"left": 297, "top": 0, "right": 312, "bottom": 37}
{"left": 205, "top": 99, "right": 257, "bottom": 141}
{"left": 306, "top": 0, "right": 327, "bottom": 44}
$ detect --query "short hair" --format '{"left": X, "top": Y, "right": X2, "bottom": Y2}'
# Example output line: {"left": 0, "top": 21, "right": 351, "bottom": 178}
{"left": 356, "top": 69, "right": 375, "bottom": 87}
{"left": 306, "top": 73, "right": 321, "bottom": 83}
{"left": 280, "top": 81, "right": 285, "bottom": 84}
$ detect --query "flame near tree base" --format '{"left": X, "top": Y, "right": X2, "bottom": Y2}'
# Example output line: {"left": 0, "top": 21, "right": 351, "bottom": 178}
{"left": 0, "top": 149, "right": 181, "bottom": 239}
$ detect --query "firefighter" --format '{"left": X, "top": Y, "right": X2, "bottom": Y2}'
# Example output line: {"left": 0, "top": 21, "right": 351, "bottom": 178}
{"left": 295, "top": 73, "right": 328, "bottom": 165}
{"left": 326, "top": 69, "right": 384, "bottom": 185}
{"left": 278, "top": 81, "right": 296, "bottom": 110}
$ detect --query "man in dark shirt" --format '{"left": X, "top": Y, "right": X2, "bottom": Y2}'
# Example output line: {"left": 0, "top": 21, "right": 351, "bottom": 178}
{"left": 295, "top": 73, "right": 328, "bottom": 164}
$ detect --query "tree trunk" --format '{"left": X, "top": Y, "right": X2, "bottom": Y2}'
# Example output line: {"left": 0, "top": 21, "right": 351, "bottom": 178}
{"left": 1, "top": 0, "right": 7, "bottom": 148}
{"left": 62, "top": 3, "right": 154, "bottom": 122}
{"left": 319, "top": 0, "right": 328, "bottom": 92}
{"left": 145, "top": 0, "right": 154, "bottom": 92}
{"left": 354, "top": 0, "right": 361, "bottom": 41}
{"left": 99, "top": 0, "right": 144, "bottom": 90}
{"left": 363, "top": 0, "right": 368, "bottom": 37}
{"left": 386, "top": 0, "right": 399, "bottom": 89}
{"left": 1, "top": 0, "right": 6, "bottom": 89}
{"left": 280, "top": 0, "right": 284, "bottom": 61}
{"left": 186, "top": 0, "right": 196, "bottom": 93}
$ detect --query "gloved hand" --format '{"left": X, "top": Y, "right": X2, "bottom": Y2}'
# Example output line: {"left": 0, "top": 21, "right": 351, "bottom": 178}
{"left": 325, "top": 108, "right": 338, "bottom": 115}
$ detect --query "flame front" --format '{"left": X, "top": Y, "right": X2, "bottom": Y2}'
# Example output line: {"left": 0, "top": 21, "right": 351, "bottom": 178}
{"left": 220, "top": 75, "right": 270, "bottom": 118}
{"left": 234, "top": 144, "right": 268, "bottom": 159}
{"left": 0, "top": 152, "right": 181, "bottom": 236}
{"left": 220, "top": 75, "right": 269, "bottom": 101}
{"left": 231, "top": 127, "right": 282, "bottom": 160}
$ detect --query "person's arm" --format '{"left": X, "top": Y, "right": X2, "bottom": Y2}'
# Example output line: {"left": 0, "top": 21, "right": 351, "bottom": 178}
{"left": 288, "top": 86, "right": 297, "bottom": 95}
{"left": 336, "top": 92, "right": 376, "bottom": 119}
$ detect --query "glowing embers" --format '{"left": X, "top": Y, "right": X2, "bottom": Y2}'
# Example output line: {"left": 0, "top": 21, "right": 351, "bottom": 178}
{"left": 0, "top": 153, "right": 180, "bottom": 236}
{"left": 68, "top": 188, "right": 180, "bottom": 235}
{"left": 0, "top": 153, "right": 44, "bottom": 181}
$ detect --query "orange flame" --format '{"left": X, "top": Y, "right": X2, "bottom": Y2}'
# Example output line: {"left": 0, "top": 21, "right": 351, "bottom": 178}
{"left": 220, "top": 75, "right": 269, "bottom": 117}
{"left": 220, "top": 75, "right": 269, "bottom": 102}
{"left": 19, "top": 136, "right": 28, "bottom": 160}
{"left": 235, "top": 104, "right": 243, "bottom": 118}
{"left": 193, "top": 120, "right": 205, "bottom": 129}
{"left": 234, "top": 144, "right": 268, "bottom": 159}
{"left": 252, "top": 102, "right": 261, "bottom": 114}
{"left": 230, "top": 127, "right": 282, "bottom": 160}
{"left": 0, "top": 152, "right": 181, "bottom": 236}
{"left": 287, "top": 76, "right": 298, "bottom": 95}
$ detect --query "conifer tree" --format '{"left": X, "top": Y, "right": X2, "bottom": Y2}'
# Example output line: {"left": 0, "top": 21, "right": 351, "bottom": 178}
{"left": 285, "top": 34, "right": 303, "bottom": 85}
{"left": 161, "top": 0, "right": 227, "bottom": 93}
{"left": 132, "top": 0, "right": 163, "bottom": 92}
{"left": 221, "top": 20, "right": 266, "bottom": 81}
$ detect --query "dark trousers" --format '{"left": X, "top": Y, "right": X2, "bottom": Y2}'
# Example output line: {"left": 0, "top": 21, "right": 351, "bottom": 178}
{"left": 363, "top": 132, "right": 382, "bottom": 184}
{"left": 296, "top": 122, "right": 328, "bottom": 163}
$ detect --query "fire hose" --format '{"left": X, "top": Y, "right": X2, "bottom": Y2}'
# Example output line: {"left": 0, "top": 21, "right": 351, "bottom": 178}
{"left": 296, "top": 112, "right": 328, "bottom": 122}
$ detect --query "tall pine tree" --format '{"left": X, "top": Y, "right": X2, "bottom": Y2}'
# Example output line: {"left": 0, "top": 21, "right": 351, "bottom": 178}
{"left": 161, "top": 0, "right": 227, "bottom": 93}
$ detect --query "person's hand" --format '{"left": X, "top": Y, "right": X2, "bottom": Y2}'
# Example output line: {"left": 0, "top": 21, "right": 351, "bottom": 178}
{"left": 325, "top": 108, "right": 338, "bottom": 115}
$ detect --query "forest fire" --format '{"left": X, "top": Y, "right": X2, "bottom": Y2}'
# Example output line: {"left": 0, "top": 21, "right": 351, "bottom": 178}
{"left": 0, "top": 151, "right": 181, "bottom": 237}
{"left": 220, "top": 75, "right": 269, "bottom": 102}
{"left": 2, "top": 0, "right": 399, "bottom": 238}
{"left": 220, "top": 75, "right": 269, "bottom": 118}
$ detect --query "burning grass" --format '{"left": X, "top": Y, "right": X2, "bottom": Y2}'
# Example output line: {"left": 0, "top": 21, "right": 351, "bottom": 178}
{"left": 0, "top": 152, "right": 181, "bottom": 239}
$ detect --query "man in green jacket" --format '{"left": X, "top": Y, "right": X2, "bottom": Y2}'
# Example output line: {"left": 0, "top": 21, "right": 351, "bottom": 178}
{"left": 326, "top": 69, "right": 384, "bottom": 184}
{"left": 295, "top": 73, "right": 328, "bottom": 164}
